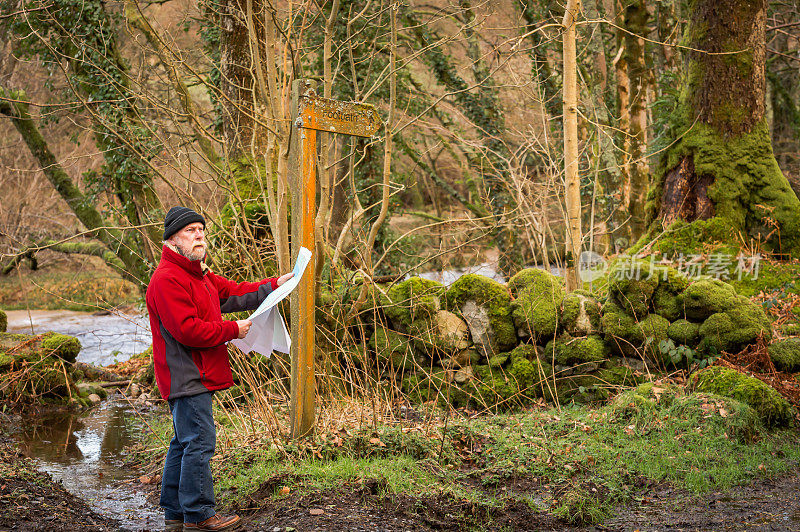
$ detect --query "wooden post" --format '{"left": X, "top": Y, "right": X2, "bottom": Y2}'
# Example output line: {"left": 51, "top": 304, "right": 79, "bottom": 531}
{"left": 286, "top": 80, "right": 381, "bottom": 440}
{"left": 289, "top": 79, "right": 317, "bottom": 439}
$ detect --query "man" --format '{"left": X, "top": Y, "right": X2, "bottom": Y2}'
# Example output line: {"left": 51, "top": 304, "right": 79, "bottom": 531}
{"left": 147, "top": 206, "right": 292, "bottom": 531}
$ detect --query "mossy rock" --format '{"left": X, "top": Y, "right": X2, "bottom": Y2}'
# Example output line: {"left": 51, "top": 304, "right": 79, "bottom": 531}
{"left": 0, "top": 355, "right": 73, "bottom": 403}
{"left": 0, "top": 310, "right": 6, "bottom": 333}
{"left": 596, "top": 364, "right": 643, "bottom": 387}
{"left": 698, "top": 303, "right": 772, "bottom": 354}
{"left": 40, "top": 333, "right": 82, "bottom": 363}
{"left": 383, "top": 277, "right": 445, "bottom": 328}
{"left": 601, "top": 302, "right": 645, "bottom": 356}
{"left": 560, "top": 291, "right": 602, "bottom": 335}
{"left": 607, "top": 259, "right": 659, "bottom": 318}
{"left": 445, "top": 274, "right": 516, "bottom": 355}
{"left": 690, "top": 366, "right": 792, "bottom": 426}
{"left": 487, "top": 353, "right": 509, "bottom": 368}
{"left": 668, "top": 319, "right": 701, "bottom": 346}
{"left": 651, "top": 265, "right": 689, "bottom": 321}
{"left": 682, "top": 278, "right": 739, "bottom": 321}
{"left": 638, "top": 314, "right": 670, "bottom": 352}
{"left": 543, "top": 334, "right": 609, "bottom": 367}
{"left": 508, "top": 268, "right": 564, "bottom": 340}
{"left": 369, "top": 328, "right": 417, "bottom": 370}
{"left": 768, "top": 338, "right": 800, "bottom": 373}
{"left": 406, "top": 310, "right": 470, "bottom": 360}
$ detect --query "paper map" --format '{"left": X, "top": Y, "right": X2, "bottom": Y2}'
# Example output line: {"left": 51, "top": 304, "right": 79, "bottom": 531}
{"left": 230, "top": 247, "right": 312, "bottom": 357}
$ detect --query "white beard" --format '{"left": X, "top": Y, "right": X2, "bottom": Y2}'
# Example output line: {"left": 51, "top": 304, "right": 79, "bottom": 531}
{"left": 175, "top": 242, "right": 206, "bottom": 261}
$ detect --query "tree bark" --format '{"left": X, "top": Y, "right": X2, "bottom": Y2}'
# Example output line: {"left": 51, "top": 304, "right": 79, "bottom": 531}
{"left": 563, "top": 0, "right": 582, "bottom": 291}
{"left": 650, "top": 0, "right": 800, "bottom": 255}
{"left": 623, "top": 0, "right": 649, "bottom": 240}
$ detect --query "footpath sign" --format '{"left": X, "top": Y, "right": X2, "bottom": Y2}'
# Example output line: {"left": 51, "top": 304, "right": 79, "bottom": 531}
{"left": 298, "top": 94, "right": 382, "bottom": 138}
{"left": 288, "top": 80, "right": 382, "bottom": 438}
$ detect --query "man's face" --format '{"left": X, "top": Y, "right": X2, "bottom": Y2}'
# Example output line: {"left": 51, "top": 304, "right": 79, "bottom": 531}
{"left": 169, "top": 222, "right": 206, "bottom": 261}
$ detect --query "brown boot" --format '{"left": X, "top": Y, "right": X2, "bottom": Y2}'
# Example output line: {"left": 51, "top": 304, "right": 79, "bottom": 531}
{"left": 183, "top": 514, "right": 241, "bottom": 531}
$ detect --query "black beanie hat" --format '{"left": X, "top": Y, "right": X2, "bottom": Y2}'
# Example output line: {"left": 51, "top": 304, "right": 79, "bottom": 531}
{"left": 163, "top": 206, "right": 206, "bottom": 241}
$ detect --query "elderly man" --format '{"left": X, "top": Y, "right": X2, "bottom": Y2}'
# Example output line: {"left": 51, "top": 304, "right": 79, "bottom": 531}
{"left": 147, "top": 206, "right": 292, "bottom": 531}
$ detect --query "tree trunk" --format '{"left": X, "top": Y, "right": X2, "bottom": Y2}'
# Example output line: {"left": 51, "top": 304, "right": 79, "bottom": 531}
{"left": 563, "top": 0, "right": 582, "bottom": 291}
{"left": 623, "top": 0, "right": 649, "bottom": 240}
{"left": 650, "top": 0, "right": 800, "bottom": 255}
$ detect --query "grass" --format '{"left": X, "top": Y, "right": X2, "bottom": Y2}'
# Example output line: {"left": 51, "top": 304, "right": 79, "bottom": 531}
{"left": 0, "top": 258, "right": 139, "bottom": 311}
{"left": 135, "top": 384, "right": 800, "bottom": 527}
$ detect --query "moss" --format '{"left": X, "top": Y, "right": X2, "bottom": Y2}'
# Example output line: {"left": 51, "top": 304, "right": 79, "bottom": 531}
{"left": 690, "top": 366, "right": 792, "bottom": 426}
{"left": 553, "top": 374, "right": 612, "bottom": 404}
{"left": 631, "top": 218, "right": 742, "bottom": 258}
{"left": 596, "top": 364, "right": 642, "bottom": 387}
{"left": 445, "top": 274, "right": 516, "bottom": 351}
{"left": 560, "top": 291, "right": 602, "bottom": 335}
{"left": 508, "top": 268, "right": 564, "bottom": 339}
{"left": 731, "top": 260, "right": 800, "bottom": 298}
{"left": 601, "top": 301, "right": 645, "bottom": 356}
{"left": 634, "top": 314, "right": 669, "bottom": 358}
{"left": 682, "top": 278, "right": 739, "bottom": 320}
{"left": 607, "top": 259, "right": 659, "bottom": 318}
{"left": 668, "top": 319, "right": 700, "bottom": 346}
{"left": 543, "top": 334, "right": 609, "bottom": 367}
{"left": 650, "top": 118, "right": 800, "bottom": 255}
{"left": 40, "top": 333, "right": 81, "bottom": 363}
{"left": 0, "top": 353, "right": 13, "bottom": 372}
{"left": 487, "top": 354, "right": 509, "bottom": 368}
{"left": 767, "top": 338, "right": 800, "bottom": 373}
{"left": 369, "top": 328, "right": 415, "bottom": 369}
{"left": 699, "top": 303, "right": 773, "bottom": 354}
{"left": 508, "top": 344, "right": 541, "bottom": 363}
{"left": 384, "top": 277, "right": 445, "bottom": 328}
{"left": 0, "top": 310, "right": 6, "bottom": 333}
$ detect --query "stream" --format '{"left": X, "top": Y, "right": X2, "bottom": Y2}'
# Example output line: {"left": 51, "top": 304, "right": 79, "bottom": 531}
{"left": 6, "top": 310, "right": 164, "bottom": 530}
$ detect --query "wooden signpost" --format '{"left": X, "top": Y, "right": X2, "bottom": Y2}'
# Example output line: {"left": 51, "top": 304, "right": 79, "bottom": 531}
{"left": 288, "top": 79, "right": 382, "bottom": 439}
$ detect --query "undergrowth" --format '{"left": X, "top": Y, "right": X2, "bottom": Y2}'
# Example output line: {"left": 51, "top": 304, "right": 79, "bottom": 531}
{"left": 137, "top": 383, "right": 800, "bottom": 527}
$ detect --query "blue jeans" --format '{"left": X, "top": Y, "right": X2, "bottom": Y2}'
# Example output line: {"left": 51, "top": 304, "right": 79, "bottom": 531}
{"left": 160, "top": 391, "right": 216, "bottom": 523}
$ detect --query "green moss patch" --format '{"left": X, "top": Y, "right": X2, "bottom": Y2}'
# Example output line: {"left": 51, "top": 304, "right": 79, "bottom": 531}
{"left": 607, "top": 259, "right": 659, "bottom": 318}
{"left": 445, "top": 274, "right": 515, "bottom": 352}
{"left": 508, "top": 268, "right": 564, "bottom": 340}
{"left": 767, "top": 338, "right": 800, "bottom": 373}
{"left": 668, "top": 319, "right": 700, "bottom": 346}
{"left": 40, "top": 333, "right": 82, "bottom": 363}
{"left": 690, "top": 366, "right": 793, "bottom": 426}
{"left": 561, "top": 291, "right": 602, "bottom": 335}
{"left": 543, "top": 334, "right": 609, "bottom": 367}
{"left": 384, "top": 277, "right": 445, "bottom": 328}
{"left": 0, "top": 310, "right": 6, "bottom": 333}
{"left": 683, "top": 279, "right": 739, "bottom": 321}
{"left": 699, "top": 303, "right": 772, "bottom": 354}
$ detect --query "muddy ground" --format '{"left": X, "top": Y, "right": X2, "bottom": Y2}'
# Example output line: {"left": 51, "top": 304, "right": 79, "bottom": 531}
{"left": 0, "top": 440, "right": 119, "bottom": 531}
{"left": 2, "top": 447, "right": 800, "bottom": 531}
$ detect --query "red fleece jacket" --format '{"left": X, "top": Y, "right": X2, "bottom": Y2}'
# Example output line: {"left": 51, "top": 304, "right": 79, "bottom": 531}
{"left": 146, "top": 245, "right": 278, "bottom": 400}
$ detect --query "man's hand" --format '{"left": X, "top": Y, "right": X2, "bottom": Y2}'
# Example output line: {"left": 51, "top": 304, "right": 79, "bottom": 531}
{"left": 276, "top": 272, "right": 294, "bottom": 287}
{"left": 236, "top": 319, "right": 252, "bottom": 338}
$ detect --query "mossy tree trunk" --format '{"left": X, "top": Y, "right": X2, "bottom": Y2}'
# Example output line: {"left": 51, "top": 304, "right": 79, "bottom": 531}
{"left": 648, "top": 0, "right": 800, "bottom": 255}
{"left": 622, "top": 0, "right": 650, "bottom": 241}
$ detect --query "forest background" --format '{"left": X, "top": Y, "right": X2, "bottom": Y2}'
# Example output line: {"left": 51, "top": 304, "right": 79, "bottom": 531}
{"left": 2, "top": 0, "right": 799, "bottom": 296}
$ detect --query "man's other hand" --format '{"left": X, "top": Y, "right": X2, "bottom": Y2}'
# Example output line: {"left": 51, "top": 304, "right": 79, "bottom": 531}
{"left": 236, "top": 320, "right": 252, "bottom": 338}
{"left": 276, "top": 272, "right": 294, "bottom": 287}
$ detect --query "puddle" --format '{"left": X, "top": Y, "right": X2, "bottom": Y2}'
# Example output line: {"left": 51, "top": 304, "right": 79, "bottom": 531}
{"left": 5, "top": 309, "right": 150, "bottom": 366}
{"left": 14, "top": 398, "right": 164, "bottom": 531}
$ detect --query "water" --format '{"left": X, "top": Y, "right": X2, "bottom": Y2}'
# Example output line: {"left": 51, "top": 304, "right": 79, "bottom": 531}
{"left": 6, "top": 309, "right": 163, "bottom": 530}
{"left": 6, "top": 309, "right": 150, "bottom": 366}
{"left": 14, "top": 398, "right": 165, "bottom": 530}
